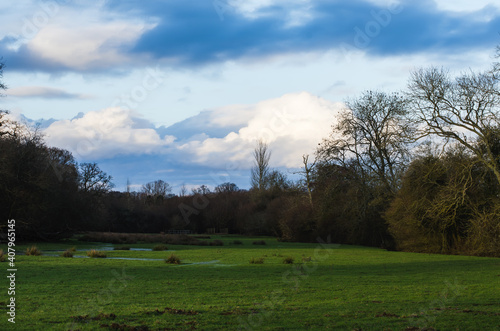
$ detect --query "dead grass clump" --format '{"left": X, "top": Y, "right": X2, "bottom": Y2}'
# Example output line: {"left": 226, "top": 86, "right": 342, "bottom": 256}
{"left": 0, "top": 249, "right": 6, "bottom": 262}
{"left": 25, "top": 246, "right": 42, "bottom": 256}
{"left": 165, "top": 254, "right": 181, "bottom": 264}
{"left": 283, "top": 257, "right": 294, "bottom": 264}
{"left": 62, "top": 249, "right": 74, "bottom": 258}
{"left": 87, "top": 249, "right": 107, "bottom": 258}
{"left": 249, "top": 257, "right": 264, "bottom": 264}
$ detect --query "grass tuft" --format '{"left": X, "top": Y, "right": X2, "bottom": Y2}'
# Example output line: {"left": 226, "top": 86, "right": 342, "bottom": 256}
{"left": 249, "top": 257, "right": 264, "bottom": 264}
{"left": 25, "top": 246, "right": 42, "bottom": 256}
{"left": 252, "top": 240, "right": 266, "bottom": 245}
{"left": 61, "top": 249, "right": 74, "bottom": 258}
{"left": 86, "top": 249, "right": 107, "bottom": 258}
{"left": 0, "top": 249, "right": 5, "bottom": 262}
{"left": 283, "top": 256, "right": 294, "bottom": 264}
{"left": 152, "top": 244, "right": 168, "bottom": 251}
{"left": 165, "top": 253, "right": 181, "bottom": 264}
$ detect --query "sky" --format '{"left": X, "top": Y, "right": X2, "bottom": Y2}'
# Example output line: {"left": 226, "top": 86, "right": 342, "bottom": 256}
{"left": 0, "top": 0, "right": 499, "bottom": 193}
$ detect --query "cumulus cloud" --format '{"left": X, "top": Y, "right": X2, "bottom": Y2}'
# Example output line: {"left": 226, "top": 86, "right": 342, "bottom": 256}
{"left": 179, "top": 92, "right": 342, "bottom": 168}
{"left": 44, "top": 107, "right": 175, "bottom": 159}
{"left": 42, "top": 92, "right": 341, "bottom": 169}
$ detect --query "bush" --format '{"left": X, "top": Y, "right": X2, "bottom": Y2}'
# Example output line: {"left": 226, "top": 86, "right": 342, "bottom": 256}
{"left": 62, "top": 250, "right": 74, "bottom": 258}
{"left": 210, "top": 239, "right": 224, "bottom": 246}
{"left": 86, "top": 249, "right": 107, "bottom": 258}
{"left": 232, "top": 240, "right": 243, "bottom": 245}
{"left": 0, "top": 249, "right": 5, "bottom": 262}
{"left": 114, "top": 246, "right": 130, "bottom": 250}
{"left": 252, "top": 240, "right": 266, "bottom": 245}
{"left": 165, "top": 254, "right": 181, "bottom": 264}
{"left": 25, "top": 246, "right": 42, "bottom": 256}
{"left": 152, "top": 244, "right": 168, "bottom": 251}
{"left": 249, "top": 257, "right": 264, "bottom": 264}
{"left": 283, "top": 257, "right": 294, "bottom": 264}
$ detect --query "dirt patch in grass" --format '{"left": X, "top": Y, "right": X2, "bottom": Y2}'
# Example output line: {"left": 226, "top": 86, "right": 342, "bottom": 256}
{"left": 146, "top": 307, "right": 198, "bottom": 316}
{"left": 375, "top": 311, "right": 399, "bottom": 318}
{"left": 71, "top": 312, "right": 116, "bottom": 322}
{"left": 101, "top": 323, "right": 150, "bottom": 330}
{"left": 221, "top": 308, "right": 258, "bottom": 315}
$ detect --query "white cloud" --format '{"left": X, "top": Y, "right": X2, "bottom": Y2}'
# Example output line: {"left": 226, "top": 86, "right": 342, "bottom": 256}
{"left": 44, "top": 107, "right": 175, "bottom": 159}
{"left": 41, "top": 92, "right": 341, "bottom": 170}
{"left": 179, "top": 92, "right": 342, "bottom": 168}
{"left": 6, "top": 86, "right": 90, "bottom": 99}
{"left": 28, "top": 22, "right": 149, "bottom": 70}
{"left": 434, "top": 0, "right": 500, "bottom": 12}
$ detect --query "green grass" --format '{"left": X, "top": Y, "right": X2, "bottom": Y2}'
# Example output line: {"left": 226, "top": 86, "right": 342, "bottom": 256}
{"left": 2, "top": 235, "right": 499, "bottom": 330}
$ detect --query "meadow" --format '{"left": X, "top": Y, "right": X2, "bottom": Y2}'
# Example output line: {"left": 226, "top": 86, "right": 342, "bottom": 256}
{"left": 1, "top": 235, "right": 499, "bottom": 330}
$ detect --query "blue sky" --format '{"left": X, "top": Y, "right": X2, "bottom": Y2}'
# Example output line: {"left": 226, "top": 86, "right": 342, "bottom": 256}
{"left": 1, "top": 0, "right": 499, "bottom": 192}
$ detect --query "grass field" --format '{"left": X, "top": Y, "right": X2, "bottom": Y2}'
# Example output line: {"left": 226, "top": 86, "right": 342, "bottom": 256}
{"left": 1, "top": 235, "right": 499, "bottom": 330}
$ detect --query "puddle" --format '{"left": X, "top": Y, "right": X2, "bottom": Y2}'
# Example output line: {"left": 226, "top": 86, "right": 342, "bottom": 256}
{"left": 43, "top": 247, "right": 154, "bottom": 252}
{"left": 176, "top": 260, "right": 220, "bottom": 266}
{"left": 23, "top": 253, "right": 234, "bottom": 265}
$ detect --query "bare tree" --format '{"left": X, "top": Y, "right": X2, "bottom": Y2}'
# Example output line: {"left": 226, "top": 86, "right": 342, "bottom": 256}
{"left": 0, "top": 61, "right": 13, "bottom": 138}
{"left": 215, "top": 182, "right": 239, "bottom": 194}
{"left": 408, "top": 67, "right": 500, "bottom": 185}
{"left": 142, "top": 179, "right": 172, "bottom": 198}
{"left": 318, "top": 91, "right": 415, "bottom": 194}
{"left": 192, "top": 184, "right": 211, "bottom": 195}
{"left": 299, "top": 154, "right": 316, "bottom": 207}
{"left": 78, "top": 162, "right": 114, "bottom": 195}
{"left": 179, "top": 183, "right": 188, "bottom": 197}
{"left": 250, "top": 139, "right": 271, "bottom": 191}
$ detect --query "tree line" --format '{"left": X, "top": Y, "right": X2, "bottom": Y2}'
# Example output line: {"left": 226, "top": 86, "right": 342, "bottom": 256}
{"left": 1, "top": 49, "right": 499, "bottom": 256}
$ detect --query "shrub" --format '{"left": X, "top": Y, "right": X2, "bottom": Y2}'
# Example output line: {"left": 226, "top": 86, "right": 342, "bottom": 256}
{"left": 62, "top": 250, "right": 74, "bottom": 258}
{"left": 114, "top": 246, "right": 130, "bottom": 250}
{"left": 232, "top": 240, "right": 243, "bottom": 245}
{"left": 0, "top": 249, "right": 5, "bottom": 262}
{"left": 252, "top": 240, "right": 266, "bottom": 245}
{"left": 210, "top": 239, "right": 224, "bottom": 246}
{"left": 283, "top": 257, "right": 294, "bottom": 264}
{"left": 25, "top": 246, "right": 42, "bottom": 256}
{"left": 152, "top": 244, "right": 168, "bottom": 251}
{"left": 249, "top": 257, "right": 264, "bottom": 264}
{"left": 86, "top": 249, "right": 107, "bottom": 258}
{"left": 165, "top": 254, "right": 181, "bottom": 264}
